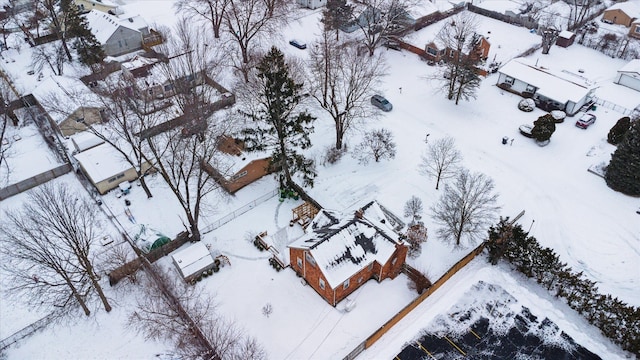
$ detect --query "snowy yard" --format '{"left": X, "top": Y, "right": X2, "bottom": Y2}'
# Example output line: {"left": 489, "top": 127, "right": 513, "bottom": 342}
{"left": 1, "top": 1, "right": 639, "bottom": 359}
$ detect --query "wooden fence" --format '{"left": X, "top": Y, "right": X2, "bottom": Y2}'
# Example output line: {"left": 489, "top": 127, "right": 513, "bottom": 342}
{"left": 467, "top": 3, "right": 538, "bottom": 29}
{"left": 0, "top": 163, "right": 72, "bottom": 200}
{"left": 108, "top": 231, "right": 191, "bottom": 286}
{"left": 342, "top": 241, "right": 487, "bottom": 359}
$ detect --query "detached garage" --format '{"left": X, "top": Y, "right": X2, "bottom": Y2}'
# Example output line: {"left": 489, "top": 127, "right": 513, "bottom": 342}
{"left": 614, "top": 60, "right": 640, "bottom": 92}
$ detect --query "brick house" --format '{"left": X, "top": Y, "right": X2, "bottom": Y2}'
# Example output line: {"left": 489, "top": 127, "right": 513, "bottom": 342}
{"left": 424, "top": 33, "right": 490, "bottom": 63}
{"left": 288, "top": 201, "right": 408, "bottom": 307}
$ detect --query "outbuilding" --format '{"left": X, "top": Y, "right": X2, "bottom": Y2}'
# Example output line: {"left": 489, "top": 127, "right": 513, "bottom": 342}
{"left": 555, "top": 30, "right": 575, "bottom": 48}
{"left": 614, "top": 59, "right": 640, "bottom": 92}
{"left": 172, "top": 242, "right": 215, "bottom": 283}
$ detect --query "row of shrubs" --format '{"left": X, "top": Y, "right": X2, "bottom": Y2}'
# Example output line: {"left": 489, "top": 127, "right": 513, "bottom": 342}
{"left": 486, "top": 218, "right": 639, "bottom": 356}
{"left": 189, "top": 259, "right": 222, "bottom": 285}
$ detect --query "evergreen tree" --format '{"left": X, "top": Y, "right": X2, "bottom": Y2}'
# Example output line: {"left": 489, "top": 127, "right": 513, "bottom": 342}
{"left": 242, "top": 47, "right": 316, "bottom": 187}
{"left": 607, "top": 116, "right": 631, "bottom": 145}
{"left": 62, "top": 0, "right": 105, "bottom": 66}
{"left": 321, "top": 0, "right": 352, "bottom": 41}
{"left": 605, "top": 119, "right": 640, "bottom": 196}
{"left": 530, "top": 113, "right": 556, "bottom": 142}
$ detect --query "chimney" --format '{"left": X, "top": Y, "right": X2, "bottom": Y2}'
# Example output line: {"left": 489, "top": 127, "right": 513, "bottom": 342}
{"left": 355, "top": 209, "right": 363, "bottom": 219}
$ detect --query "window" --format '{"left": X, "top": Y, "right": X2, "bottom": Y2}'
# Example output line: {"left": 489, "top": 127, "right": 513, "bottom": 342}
{"left": 358, "top": 277, "right": 363, "bottom": 284}
{"left": 504, "top": 76, "right": 515, "bottom": 85}
{"left": 635, "top": 26, "right": 640, "bottom": 34}
{"left": 305, "top": 252, "right": 316, "bottom": 267}
{"left": 392, "top": 257, "right": 397, "bottom": 265}
{"left": 368, "top": 263, "right": 373, "bottom": 271}
{"left": 230, "top": 170, "right": 248, "bottom": 181}
{"left": 319, "top": 278, "right": 325, "bottom": 290}
{"left": 297, "top": 257, "right": 302, "bottom": 269}
{"left": 76, "top": 117, "right": 85, "bottom": 123}
{"left": 426, "top": 47, "right": 438, "bottom": 56}
{"left": 525, "top": 84, "right": 536, "bottom": 93}
{"left": 343, "top": 279, "right": 350, "bottom": 290}
{"left": 164, "top": 84, "right": 174, "bottom": 92}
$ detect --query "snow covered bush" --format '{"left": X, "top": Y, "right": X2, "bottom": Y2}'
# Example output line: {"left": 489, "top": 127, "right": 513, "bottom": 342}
{"left": 550, "top": 110, "right": 566, "bottom": 123}
{"left": 352, "top": 128, "right": 396, "bottom": 164}
{"left": 518, "top": 98, "right": 535, "bottom": 112}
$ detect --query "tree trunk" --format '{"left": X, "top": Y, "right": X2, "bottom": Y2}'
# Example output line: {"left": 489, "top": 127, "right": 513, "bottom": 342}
{"left": 88, "top": 267, "right": 112, "bottom": 312}
{"left": 139, "top": 175, "right": 153, "bottom": 198}
{"left": 66, "top": 278, "right": 91, "bottom": 316}
{"left": 335, "top": 119, "right": 344, "bottom": 150}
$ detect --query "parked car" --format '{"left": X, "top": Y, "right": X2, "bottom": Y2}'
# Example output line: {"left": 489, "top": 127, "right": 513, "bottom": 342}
{"left": 371, "top": 95, "right": 392, "bottom": 112}
{"left": 575, "top": 113, "right": 596, "bottom": 129}
{"left": 289, "top": 39, "right": 306, "bottom": 50}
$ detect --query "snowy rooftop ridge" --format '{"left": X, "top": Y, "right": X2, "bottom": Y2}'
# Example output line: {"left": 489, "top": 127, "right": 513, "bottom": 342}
{"left": 84, "top": 9, "right": 141, "bottom": 44}
{"left": 618, "top": 59, "right": 640, "bottom": 75}
{"left": 606, "top": 1, "right": 640, "bottom": 16}
{"left": 498, "top": 58, "right": 595, "bottom": 103}
{"left": 31, "top": 76, "right": 102, "bottom": 125}
{"left": 289, "top": 201, "right": 403, "bottom": 288}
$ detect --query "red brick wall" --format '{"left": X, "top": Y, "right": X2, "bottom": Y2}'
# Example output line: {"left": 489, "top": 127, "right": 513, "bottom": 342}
{"left": 290, "top": 244, "right": 409, "bottom": 306}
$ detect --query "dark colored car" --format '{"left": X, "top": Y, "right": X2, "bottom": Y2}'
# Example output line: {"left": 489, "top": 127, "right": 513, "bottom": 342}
{"left": 289, "top": 39, "right": 307, "bottom": 50}
{"left": 371, "top": 95, "right": 393, "bottom": 112}
{"left": 575, "top": 113, "right": 596, "bottom": 129}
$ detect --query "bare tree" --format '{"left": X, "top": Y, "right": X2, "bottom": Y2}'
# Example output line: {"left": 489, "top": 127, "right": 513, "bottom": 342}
{"left": 130, "top": 268, "right": 266, "bottom": 360}
{"left": 0, "top": 79, "right": 15, "bottom": 184}
{"left": 403, "top": 195, "right": 423, "bottom": 225}
{"left": 34, "top": 0, "right": 73, "bottom": 61}
{"left": 419, "top": 136, "right": 462, "bottom": 190}
{"left": 352, "top": 0, "right": 416, "bottom": 56}
{"left": 308, "top": 32, "right": 386, "bottom": 150}
{"left": 352, "top": 128, "right": 396, "bottom": 164}
{"left": 30, "top": 42, "right": 67, "bottom": 75}
{"left": 175, "top": 0, "right": 230, "bottom": 38}
{"left": 434, "top": 13, "right": 482, "bottom": 103}
{"left": 137, "top": 19, "right": 229, "bottom": 240}
{"left": 223, "top": 0, "right": 288, "bottom": 81}
{"left": 568, "top": 0, "right": 599, "bottom": 30}
{"left": 541, "top": 27, "right": 559, "bottom": 55}
{"left": 431, "top": 169, "right": 501, "bottom": 247}
{"left": 0, "top": 183, "right": 112, "bottom": 316}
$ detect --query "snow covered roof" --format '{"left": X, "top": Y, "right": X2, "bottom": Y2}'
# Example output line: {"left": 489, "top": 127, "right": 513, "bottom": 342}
{"left": 84, "top": 9, "right": 141, "bottom": 44}
{"left": 618, "top": 59, "right": 640, "bottom": 76}
{"left": 558, "top": 30, "right": 575, "bottom": 39}
{"left": 71, "top": 132, "right": 104, "bottom": 152}
{"left": 605, "top": 1, "right": 640, "bottom": 16}
{"left": 115, "top": 13, "right": 148, "bottom": 32}
{"left": 31, "top": 76, "right": 102, "bottom": 125}
{"left": 73, "top": 142, "right": 133, "bottom": 183}
{"left": 288, "top": 201, "right": 403, "bottom": 289}
{"left": 498, "top": 58, "right": 594, "bottom": 103}
{"left": 172, "top": 242, "right": 215, "bottom": 279}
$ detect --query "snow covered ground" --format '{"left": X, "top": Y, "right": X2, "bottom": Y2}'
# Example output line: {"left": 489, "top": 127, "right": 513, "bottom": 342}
{"left": 1, "top": 2, "right": 639, "bottom": 360}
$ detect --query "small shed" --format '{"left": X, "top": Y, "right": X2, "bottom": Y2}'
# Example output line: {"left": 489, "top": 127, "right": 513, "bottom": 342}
{"left": 172, "top": 242, "right": 215, "bottom": 283}
{"left": 71, "top": 132, "right": 104, "bottom": 153}
{"left": 556, "top": 30, "right": 575, "bottom": 48}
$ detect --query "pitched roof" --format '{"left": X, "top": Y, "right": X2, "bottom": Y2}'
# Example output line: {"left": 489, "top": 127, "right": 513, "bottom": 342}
{"left": 289, "top": 201, "right": 404, "bottom": 289}
{"left": 31, "top": 76, "right": 101, "bottom": 124}
{"left": 618, "top": 59, "right": 640, "bottom": 75}
{"left": 84, "top": 9, "right": 140, "bottom": 44}
{"left": 498, "top": 58, "right": 594, "bottom": 103}
{"left": 606, "top": 1, "right": 640, "bottom": 16}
